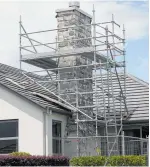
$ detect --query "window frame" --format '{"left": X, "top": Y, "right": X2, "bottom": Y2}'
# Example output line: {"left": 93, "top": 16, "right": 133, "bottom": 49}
{"left": 0, "top": 119, "right": 19, "bottom": 154}
{"left": 52, "top": 120, "right": 62, "bottom": 155}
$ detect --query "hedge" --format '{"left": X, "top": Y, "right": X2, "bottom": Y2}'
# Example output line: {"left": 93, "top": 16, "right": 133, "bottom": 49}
{"left": 70, "top": 155, "right": 146, "bottom": 166}
{"left": 0, "top": 155, "right": 69, "bottom": 166}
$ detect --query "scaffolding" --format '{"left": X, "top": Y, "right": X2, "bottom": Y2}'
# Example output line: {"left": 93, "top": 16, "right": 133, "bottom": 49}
{"left": 19, "top": 3, "right": 128, "bottom": 157}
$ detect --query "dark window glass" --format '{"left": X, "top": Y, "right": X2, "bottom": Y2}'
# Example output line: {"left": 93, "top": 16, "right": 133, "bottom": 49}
{"left": 53, "top": 139, "right": 62, "bottom": 154}
{"left": 0, "top": 120, "right": 18, "bottom": 138}
{"left": 52, "top": 121, "right": 61, "bottom": 137}
{"left": 52, "top": 120, "right": 62, "bottom": 154}
{"left": 0, "top": 139, "right": 18, "bottom": 154}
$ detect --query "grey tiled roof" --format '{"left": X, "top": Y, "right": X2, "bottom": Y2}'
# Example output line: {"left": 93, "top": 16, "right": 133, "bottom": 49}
{"left": 124, "top": 74, "right": 149, "bottom": 122}
{"left": 0, "top": 63, "right": 72, "bottom": 114}
{"left": 0, "top": 63, "right": 148, "bottom": 122}
{"left": 94, "top": 73, "right": 149, "bottom": 122}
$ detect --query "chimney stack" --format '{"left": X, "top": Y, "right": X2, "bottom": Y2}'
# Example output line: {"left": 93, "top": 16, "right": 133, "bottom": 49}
{"left": 69, "top": 1, "right": 80, "bottom": 8}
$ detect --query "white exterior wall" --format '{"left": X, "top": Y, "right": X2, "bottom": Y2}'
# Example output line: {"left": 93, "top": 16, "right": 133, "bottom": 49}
{"left": 47, "top": 112, "right": 67, "bottom": 155}
{"left": 0, "top": 85, "right": 68, "bottom": 156}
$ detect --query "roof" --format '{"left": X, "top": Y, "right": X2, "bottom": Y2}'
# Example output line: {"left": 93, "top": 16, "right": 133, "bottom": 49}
{"left": 94, "top": 73, "right": 149, "bottom": 122}
{"left": 124, "top": 73, "right": 149, "bottom": 122}
{"left": 0, "top": 63, "right": 72, "bottom": 115}
{"left": 0, "top": 63, "right": 148, "bottom": 122}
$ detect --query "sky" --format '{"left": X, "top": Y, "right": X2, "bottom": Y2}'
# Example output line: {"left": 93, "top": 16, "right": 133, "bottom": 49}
{"left": 0, "top": 0, "right": 149, "bottom": 82}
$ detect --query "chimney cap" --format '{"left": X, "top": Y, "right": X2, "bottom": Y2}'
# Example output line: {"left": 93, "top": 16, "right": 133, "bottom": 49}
{"left": 69, "top": 1, "right": 80, "bottom": 8}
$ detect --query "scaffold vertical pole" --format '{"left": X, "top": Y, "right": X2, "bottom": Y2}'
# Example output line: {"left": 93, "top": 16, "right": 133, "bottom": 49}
{"left": 75, "top": 63, "right": 79, "bottom": 157}
{"left": 92, "top": 4, "right": 98, "bottom": 148}
{"left": 122, "top": 131, "right": 125, "bottom": 155}
{"left": 105, "top": 25, "right": 111, "bottom": 156}
{"left": 19, "top": 15, "right": 22, "bottom": 70}
{"left": 110, "top": 16, "right": 119, "bottom": 154}
{"left": 55, "top": 36, "right": 58, "bottom": 52}
{"left": 112, "top": 14, "right": 115, "bottom": 60}
{"left": 123, "top": 24, "right": 126, "bottom": 105}
{"left": 76, "top": 110, "right": 79, "bottom": 157}
{"left": 99, "top": 60, "right": 109, "bottom": 156}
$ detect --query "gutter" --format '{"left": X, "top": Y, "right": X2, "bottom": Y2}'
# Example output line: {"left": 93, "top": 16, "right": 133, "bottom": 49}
{"left": 123, "top": 119, "right": 149, "bottom": 124}
{"left": 32, "top": 92, "right": 74, "bottom": 111}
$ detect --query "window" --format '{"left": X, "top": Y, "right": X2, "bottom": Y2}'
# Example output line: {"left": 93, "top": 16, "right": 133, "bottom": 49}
{"left": 52, "top": 120, "right": 61, "bottom": 155}
{"left": 0, "top": 120, "right": 18, "bottom": 154}
{"left": 124, "top": 129, "right": 141, "bottom": 155}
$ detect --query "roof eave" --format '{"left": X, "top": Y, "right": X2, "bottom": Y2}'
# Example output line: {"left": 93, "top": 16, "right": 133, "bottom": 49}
{"left": 123, "top": 119, "right": 149, "bottom": 124}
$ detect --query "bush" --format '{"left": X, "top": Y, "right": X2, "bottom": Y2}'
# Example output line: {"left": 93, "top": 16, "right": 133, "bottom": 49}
{"left": 70, "top": 155, "right": 146, "bottom": 166}
{"left": 108, "top": 155, "right": 146, "bottom": 166}
{"left": 9, "top": 152, "right": 31, "bottom": 156}
{"left": 0, "top": 155, "right": 69, "bottom": 166}
{"left": 70, "top": 156, "right": 106, "bottom": 166}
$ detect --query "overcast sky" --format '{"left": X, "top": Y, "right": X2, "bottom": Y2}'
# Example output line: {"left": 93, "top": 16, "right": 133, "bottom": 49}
{"left": 0, "top": 0, "right": 149, "bottom": 81}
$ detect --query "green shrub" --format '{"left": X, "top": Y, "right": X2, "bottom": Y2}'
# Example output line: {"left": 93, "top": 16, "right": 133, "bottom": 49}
{"left": 9, "top": 152, "right": 31, "bottom": 156}
{"left": 108, "top": 155, "right": 146, "bottom": 166}
{"left": 70, "top": 156, "right": 106, "bottom": 166}
{"left": 70, "top": 155, "right": 146, "bottom": 166}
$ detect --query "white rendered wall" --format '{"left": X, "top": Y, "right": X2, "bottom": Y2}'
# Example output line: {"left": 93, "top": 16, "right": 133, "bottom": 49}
{"left": 0, "top": 85, "right": 68, "bottom": 156}
{"left": 47, "top": 112, "right": 68, "bottom": 156}
{"left": 0, "top": 85, "right": 44, "bottom": 155}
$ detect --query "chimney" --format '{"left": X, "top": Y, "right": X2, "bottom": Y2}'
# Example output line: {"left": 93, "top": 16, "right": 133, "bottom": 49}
{"left": 69, "top": 1, "right": 80, "bottom": 8}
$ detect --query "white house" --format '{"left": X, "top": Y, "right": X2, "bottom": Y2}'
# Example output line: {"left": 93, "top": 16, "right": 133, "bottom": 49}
{"left": 0, "top": 62, "right": 149, "bottom": 157}
{"left": 0, "top": 2, "right": 148, "bottom": 157}
{"left": 0, "top": 63, "right": 72, "bottom": 156}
